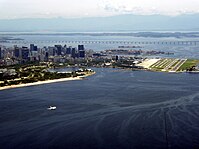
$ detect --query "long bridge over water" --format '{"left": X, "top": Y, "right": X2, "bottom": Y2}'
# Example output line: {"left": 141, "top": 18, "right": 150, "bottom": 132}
{"left": 7, "top": 40, "right": 199, "bottom": 45}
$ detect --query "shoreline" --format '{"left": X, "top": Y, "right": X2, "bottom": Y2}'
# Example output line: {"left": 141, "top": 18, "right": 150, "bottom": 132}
{"left": 0, "top": 72, "right": 95, "bottom": 91}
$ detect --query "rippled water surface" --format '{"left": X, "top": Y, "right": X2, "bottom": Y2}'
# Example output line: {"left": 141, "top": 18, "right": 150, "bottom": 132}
{"left": 0, "top": 68, "right": 199, "bottom": 149}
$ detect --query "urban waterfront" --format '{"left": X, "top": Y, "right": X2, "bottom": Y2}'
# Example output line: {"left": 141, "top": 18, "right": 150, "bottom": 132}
{"left": 1, "top": 0, "right": 199, "bottom": 148}
{"left": 1, "top": 33, "right": 199, "bottom": 58}
{"left": 0, "top": 68, "right": 199, "bottom": 149}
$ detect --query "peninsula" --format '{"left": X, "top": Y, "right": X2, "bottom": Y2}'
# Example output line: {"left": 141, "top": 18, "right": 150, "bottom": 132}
{"left": 0, "top": 64, "right": 95, "bottom": 90}
{"left": 136, "top": 58, "right": 199, "bottom": 72}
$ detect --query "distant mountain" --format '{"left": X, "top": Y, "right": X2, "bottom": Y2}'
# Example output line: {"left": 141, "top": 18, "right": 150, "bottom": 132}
{"left": 0, "top": 14, "right": 199, "bottom": 32}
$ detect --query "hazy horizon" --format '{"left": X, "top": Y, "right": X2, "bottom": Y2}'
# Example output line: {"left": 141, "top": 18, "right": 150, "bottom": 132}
{"left": 0, "top": 0, "right": 199, "bottom": 19}
{"left": 0, "top": 0, "right": 199, "bottom": 32}
{"left": 0, "top": 14, "right": 199, "bottom": 32}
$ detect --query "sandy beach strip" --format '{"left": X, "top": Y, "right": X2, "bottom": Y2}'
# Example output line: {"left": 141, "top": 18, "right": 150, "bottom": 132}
{"left": 0, "top": 72, "right": 95, "bottom": 91}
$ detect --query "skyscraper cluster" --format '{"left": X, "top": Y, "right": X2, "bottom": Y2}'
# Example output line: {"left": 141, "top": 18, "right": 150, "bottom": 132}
{"left": 0, "top": 44, "right": 86, "bottom": 65}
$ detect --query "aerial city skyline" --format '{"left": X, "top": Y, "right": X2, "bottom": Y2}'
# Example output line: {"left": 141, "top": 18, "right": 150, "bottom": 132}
{"left": 1, "top": 0, "right": 199, "bottom": 149}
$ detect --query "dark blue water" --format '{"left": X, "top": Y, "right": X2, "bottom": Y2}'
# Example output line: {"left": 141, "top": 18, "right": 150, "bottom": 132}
{"left": 0, "top": 68, "right": 199, "bottom": 149}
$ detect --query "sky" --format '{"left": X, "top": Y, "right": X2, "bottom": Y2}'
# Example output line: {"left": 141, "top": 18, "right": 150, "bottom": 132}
{"left": 0, "top": 0, "right": 199, "bottom": 19}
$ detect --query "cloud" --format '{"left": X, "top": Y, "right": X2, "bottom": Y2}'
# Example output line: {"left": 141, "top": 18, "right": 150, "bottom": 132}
{"left": 0, "top": 0, "right": 199, "bottom": 19}
{"left": 100, "top": 0, "right": 199, "bottom": 16}
{"left": 0, "top": 0, "right": 103, "bottom": 19}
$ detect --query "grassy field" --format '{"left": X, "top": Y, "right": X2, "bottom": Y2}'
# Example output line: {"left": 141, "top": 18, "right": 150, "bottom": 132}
{"left": 178, "top": 59, "right": 199, "bottom": 71}
{"left": 149, "top": 58, "right": 199, "bottom": 72}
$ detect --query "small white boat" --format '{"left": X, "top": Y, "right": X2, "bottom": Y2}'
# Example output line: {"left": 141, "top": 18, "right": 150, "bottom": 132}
{"left": 47, "top": 106, "right": 56, "bottom": 110}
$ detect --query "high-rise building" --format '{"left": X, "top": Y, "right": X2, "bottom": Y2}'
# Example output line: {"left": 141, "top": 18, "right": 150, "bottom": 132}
{"left": 78, "top": 45, "right": 84, "bottom": 51}
{"left": 30, "top": 44, "right": 38, "bottom": 52}
{"left": 34, "top": 45, "right": 38, "bottom": 51}
{"left": 55, "top": 45, "right": 62, "bottom": 55}
{"left": 14, "top": 46, "right": 20, "bottom": 58}
{"left": 78, "top": 45, "right": 85, "bottom": 58}
{"left": 0, "top": 47, "right": 1, "bottom": 59}
{"left": 45, "top": 52, "right": 49, "bottom": 61}
{"left": 66, "top": 46, "right": 72, "bottom": 54}
{"left": 71, "top": 48, "right": 76, "bottom": 58}
{"left": 79, "top": 50, "right": 85, "bottom": 58}
{"left": 30, "top": 44, "right": 34, "bottom": 51}
{"left": 48, "top": 47, "right": 56, "bottom": 56}
{"left": 21, "top": 47, "right": 29, "bottom": 60}
{"left": 63, "top": 45, "right": 67, "bottom": 54}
